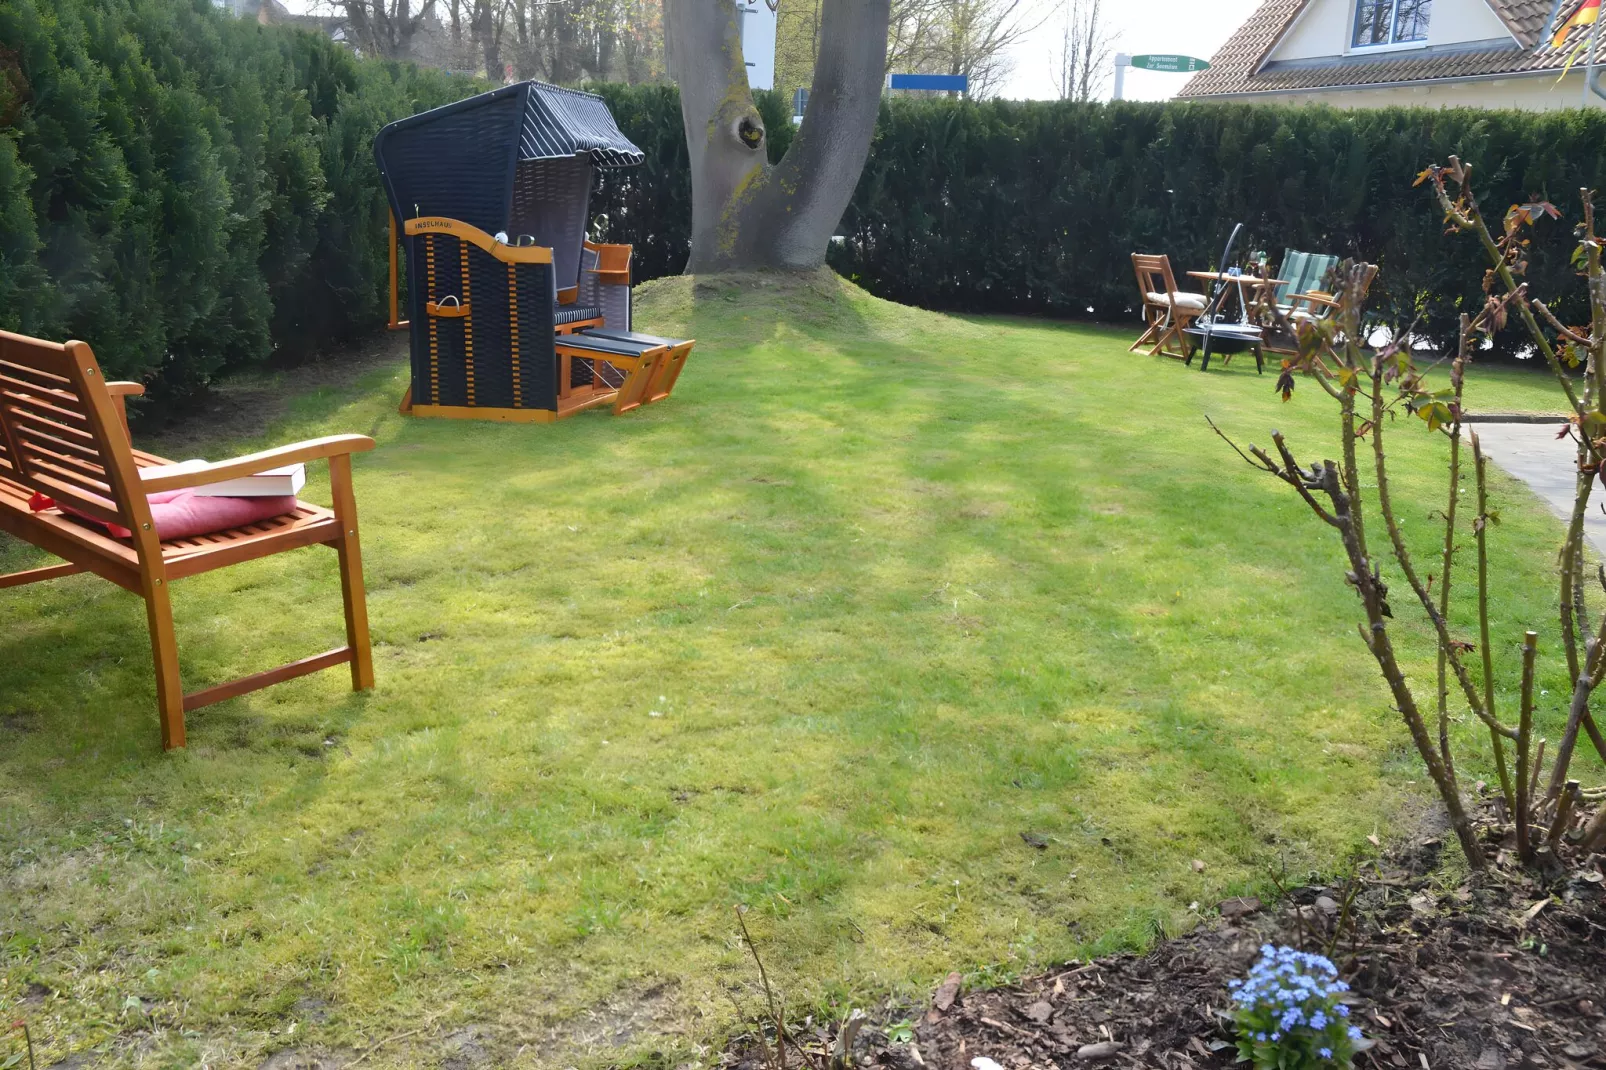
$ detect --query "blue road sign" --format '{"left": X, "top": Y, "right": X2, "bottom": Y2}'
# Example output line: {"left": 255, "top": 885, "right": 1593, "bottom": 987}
{"left": 886, "top": 73, "right": 969, "bottom": 93}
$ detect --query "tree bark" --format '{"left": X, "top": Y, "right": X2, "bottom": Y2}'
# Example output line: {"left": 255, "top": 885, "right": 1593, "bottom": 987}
{"left": 665, "top": 0, "right": 890, "bottom": 273}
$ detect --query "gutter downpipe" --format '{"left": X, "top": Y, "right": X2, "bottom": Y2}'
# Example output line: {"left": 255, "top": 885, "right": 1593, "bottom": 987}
{"left": 1585, "top": 3, "right": 1605, "bottom": 103}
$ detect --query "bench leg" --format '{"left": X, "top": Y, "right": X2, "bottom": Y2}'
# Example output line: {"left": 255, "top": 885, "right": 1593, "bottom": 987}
{"left": 142, "top": 578, "right": 186, "bottom": 750}
{"left": 329, "top": 454, "right": 374, "bottom": 692}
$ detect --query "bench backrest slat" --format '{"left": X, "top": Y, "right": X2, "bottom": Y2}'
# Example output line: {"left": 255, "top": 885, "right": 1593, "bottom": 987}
{"left": 0, "top": 332, "right": 150, "bottom": 537}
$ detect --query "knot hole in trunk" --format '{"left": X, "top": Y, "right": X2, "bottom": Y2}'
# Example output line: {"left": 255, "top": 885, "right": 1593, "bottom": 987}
{"left": 736, "top": 115, "right": 765, "bottom": 151}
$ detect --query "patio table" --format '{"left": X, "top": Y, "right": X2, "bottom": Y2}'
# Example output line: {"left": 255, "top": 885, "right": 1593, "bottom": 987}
{"left": 1187, "top": 271, "right": 1288, "bottom": 325}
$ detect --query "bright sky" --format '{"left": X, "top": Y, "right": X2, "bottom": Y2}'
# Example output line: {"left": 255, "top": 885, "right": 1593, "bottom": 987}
{"left": 274, "top": 0, "right": 1260, "bottom": 102}
{"left": 997, "top": 0, "right": 1261, "bottom": 101}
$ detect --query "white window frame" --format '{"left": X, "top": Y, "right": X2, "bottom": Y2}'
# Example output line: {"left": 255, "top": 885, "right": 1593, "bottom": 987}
{"left": 1346, "top": 0, "right": 1433, "bottom": 53}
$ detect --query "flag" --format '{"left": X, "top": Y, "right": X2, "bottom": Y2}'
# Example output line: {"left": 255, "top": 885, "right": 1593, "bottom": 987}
{"left": 1554, "top": 0, "right": 1601, "bottom": 48}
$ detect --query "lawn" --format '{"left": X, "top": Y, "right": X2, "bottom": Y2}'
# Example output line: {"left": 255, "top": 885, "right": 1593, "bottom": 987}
{"left": 0, "top": 273, "right": 1586, "bottom": 1069}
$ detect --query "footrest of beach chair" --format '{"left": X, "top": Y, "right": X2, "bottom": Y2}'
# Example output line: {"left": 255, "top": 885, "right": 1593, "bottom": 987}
{"left": 555, "top": 330, "right": 695, "bottom": 414}
{"left": 583, "top": 330, "right": 695, "bottom": 406}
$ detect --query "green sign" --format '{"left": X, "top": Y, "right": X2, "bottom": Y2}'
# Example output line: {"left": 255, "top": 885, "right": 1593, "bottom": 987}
{"left": 1130, "top": 54, "right": 1210, "bottom": 73}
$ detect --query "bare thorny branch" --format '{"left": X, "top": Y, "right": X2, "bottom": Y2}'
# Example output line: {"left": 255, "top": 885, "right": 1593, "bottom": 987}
{"left": 1212, "top": 160, "right": 1606, "bottom": 869}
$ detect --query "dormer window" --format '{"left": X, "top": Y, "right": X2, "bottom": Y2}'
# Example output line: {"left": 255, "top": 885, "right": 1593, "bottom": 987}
{"left": 1352, "top": 0, "right": 1432, "bottom": 47}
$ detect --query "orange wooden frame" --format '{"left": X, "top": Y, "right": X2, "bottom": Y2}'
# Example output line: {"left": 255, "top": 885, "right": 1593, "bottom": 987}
{"left": 0, "top": 330, "right": 376, "bottom": 750}
{"left": 388, "top": 212, "right": 409, "bottom": 331}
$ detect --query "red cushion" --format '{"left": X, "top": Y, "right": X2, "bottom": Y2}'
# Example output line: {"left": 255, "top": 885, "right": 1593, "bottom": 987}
{"left": 31, "top": 489, "right": 298, "bottom": 540}
{"left": 110, "top": 490, "right": 299, "bottom": 540}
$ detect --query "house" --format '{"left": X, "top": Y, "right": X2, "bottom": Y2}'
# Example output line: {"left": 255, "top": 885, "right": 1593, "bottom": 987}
{"left": 1179, "top": 0, "right": 1605, "bottom": 109}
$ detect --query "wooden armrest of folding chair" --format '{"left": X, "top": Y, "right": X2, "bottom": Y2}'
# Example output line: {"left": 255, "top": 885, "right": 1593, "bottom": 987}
{"left": 140, "top": 435, "right": 377, "bottom": 493}
{"left": 1290, "top": 291, "right": 1339, "bottom": 311}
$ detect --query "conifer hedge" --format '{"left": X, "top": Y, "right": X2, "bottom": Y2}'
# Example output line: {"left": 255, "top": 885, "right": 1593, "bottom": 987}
{"left": 0, "top": 0, "right": 472, "bottom": 399}
{"left": 591, "top": 92, "right": 1606, "bottom": 357}
{"left": 7, "top": 0, "right": 1606, "bottom": 406}
{"left": 825, "top": 97, "right": 1606, "bottom": 356}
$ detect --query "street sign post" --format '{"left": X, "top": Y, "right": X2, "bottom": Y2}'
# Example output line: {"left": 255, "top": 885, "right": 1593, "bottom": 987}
{"left": 1129, "top": 54, "right": 1210, "bottom": 73}
{"left": 1113, "top": 53, "right": 1209, "bottom": 99}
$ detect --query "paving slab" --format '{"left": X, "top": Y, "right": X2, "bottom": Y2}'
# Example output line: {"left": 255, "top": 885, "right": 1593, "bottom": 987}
{"left": 1465, "top": 422, "right": 1606, "bottom": 557}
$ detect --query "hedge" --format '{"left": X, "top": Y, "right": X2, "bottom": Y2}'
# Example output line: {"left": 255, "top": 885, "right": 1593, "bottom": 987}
{"left": 0, "top": 0, "right": 474, "bottom": 400}
{"left": 6, "top": 0, "right": 1605, "bottom": 406}
{"left": 825, "top": 97, "right": 1606, "bottom": 356}
{"left": 589, "top": 93, "right": 1606, "bottom": 358}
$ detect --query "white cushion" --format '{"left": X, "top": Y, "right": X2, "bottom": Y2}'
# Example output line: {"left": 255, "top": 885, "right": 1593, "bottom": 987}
{"left": 1147, "top": 291, "right": 1207, "bottom": 310}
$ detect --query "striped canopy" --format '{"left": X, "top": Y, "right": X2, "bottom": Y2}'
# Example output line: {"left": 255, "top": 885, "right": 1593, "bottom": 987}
{"left": 520, "top": 82, "right": 644, "bottom": 168}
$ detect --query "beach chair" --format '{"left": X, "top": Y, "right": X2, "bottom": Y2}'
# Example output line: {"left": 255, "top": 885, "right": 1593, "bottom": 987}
{"left": 0, "top": 330, "right": 376, "bottom": 750}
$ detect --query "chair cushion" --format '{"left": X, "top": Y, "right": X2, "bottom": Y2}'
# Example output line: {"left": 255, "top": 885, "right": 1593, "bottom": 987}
{"left": 1147, "top": 291, "right": 1207, "bottom": 310}
{"left": 555, "top": 305, "right": 602, "bottom": 325}
{"left": 31, "top": 489, "right": 299, "bottom": 540}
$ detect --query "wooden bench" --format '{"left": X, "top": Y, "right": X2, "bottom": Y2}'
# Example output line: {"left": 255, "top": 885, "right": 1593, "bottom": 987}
{"left": 0, "top": 330, "right": 376, "bottom": 749}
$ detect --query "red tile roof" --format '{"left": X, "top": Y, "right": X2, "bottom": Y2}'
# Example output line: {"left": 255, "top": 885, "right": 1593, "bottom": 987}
{"left": 1179, "top": 0, "right": 1579, "bottom": 98}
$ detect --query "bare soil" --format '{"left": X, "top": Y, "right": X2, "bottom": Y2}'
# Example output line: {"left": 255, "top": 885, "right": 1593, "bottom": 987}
{"left": 730, "top": 803, "right": 1606, "bottom": 1070}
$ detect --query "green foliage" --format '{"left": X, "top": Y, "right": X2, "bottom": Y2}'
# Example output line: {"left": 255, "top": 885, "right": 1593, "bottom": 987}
{"left": 825, "top": 97, "right": 1606, "bottom": 359}
{"left": 592, "top": 91, "right": 1606, "bottom": 362}
{"left": 10, "top": 2, "right": 1600, "bottom": 405}
{"left": 588, "top": 82, "right": 691, "bottom": 284}
{"left": 0, "top": 274, "right": 1582, "bottom": 1065}
{"left": 0, "top": 0, "right": 474, "bottom": 402}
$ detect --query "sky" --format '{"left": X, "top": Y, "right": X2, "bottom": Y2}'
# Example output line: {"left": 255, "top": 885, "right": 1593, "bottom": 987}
{"left": 272, "top": 0, "right": 1263, "bottom": 102}
{"left": 997, "top": 0, "right": 1261, "bottom": 101}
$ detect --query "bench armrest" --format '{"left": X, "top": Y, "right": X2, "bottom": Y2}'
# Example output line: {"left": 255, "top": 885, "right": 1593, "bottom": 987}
{"left": 140, "top": 434, "right": 376, "bottom": 493}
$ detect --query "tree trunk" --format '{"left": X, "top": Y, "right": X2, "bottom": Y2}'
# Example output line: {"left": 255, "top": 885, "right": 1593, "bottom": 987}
{"left": 550, "top": 5, "right": 583, "bottom": 83}
{"left": 665, "top": 0, "right": 890, "bottom": 273}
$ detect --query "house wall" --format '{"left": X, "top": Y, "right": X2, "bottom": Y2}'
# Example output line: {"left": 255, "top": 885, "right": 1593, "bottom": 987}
{"left": 1236, "top": 69, "right": 1598, "bottom": 109}
{"left": 1273, "top": 0, "right": 1357, "bottom": 60}
{"left": 1270, "top": 0, "right": 1514, "bottom": 61}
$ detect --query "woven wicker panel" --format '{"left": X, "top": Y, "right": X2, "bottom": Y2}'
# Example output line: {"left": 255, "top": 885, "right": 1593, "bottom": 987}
{"left": 514, "top": 261, "right": 558, "bottom": 410}
{"left": 377, "top": 90, "right": 523, "bottom": 236}
{"left": 408, "top": 236, "right": 439, "bottom": 405}
{"left": 429, "top": 237, "right": 471, "bottom": 407}
{"left": 509, "top": 157, "right": 593, "bottom": 295}
{"left": 578, "top": 247, "right": 600, "bottom": 307}
{"left": 407, "top": 232, "right": 558, "bottom": 411}
{"left": 598, "top": 282, "right": 631, "bottom": 332}
{"left": 462, "top": 246, "right": 515, "bottom": 409}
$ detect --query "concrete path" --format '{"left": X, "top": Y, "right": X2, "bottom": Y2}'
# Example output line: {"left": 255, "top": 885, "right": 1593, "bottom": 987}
{"left": 1466, "top": 422, "right": 1606, "bottom": 557}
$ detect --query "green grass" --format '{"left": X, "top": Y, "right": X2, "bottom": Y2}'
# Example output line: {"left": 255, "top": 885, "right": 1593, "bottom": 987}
{"left": 0, "top": 273, "right": 1587, "bottom": 1068}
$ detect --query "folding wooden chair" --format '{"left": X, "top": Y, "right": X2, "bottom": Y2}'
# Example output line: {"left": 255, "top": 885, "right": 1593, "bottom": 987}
{"left": 1130, "top": 254, "right": 1208, "bottom": 359}
{"left": 0, "top": 330, "right": 376, "bottom": 749}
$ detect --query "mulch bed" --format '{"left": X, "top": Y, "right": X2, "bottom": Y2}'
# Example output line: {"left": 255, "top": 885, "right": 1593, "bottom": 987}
{"left": 732, "top": 804, "right": 1606, "bottom": 1070}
